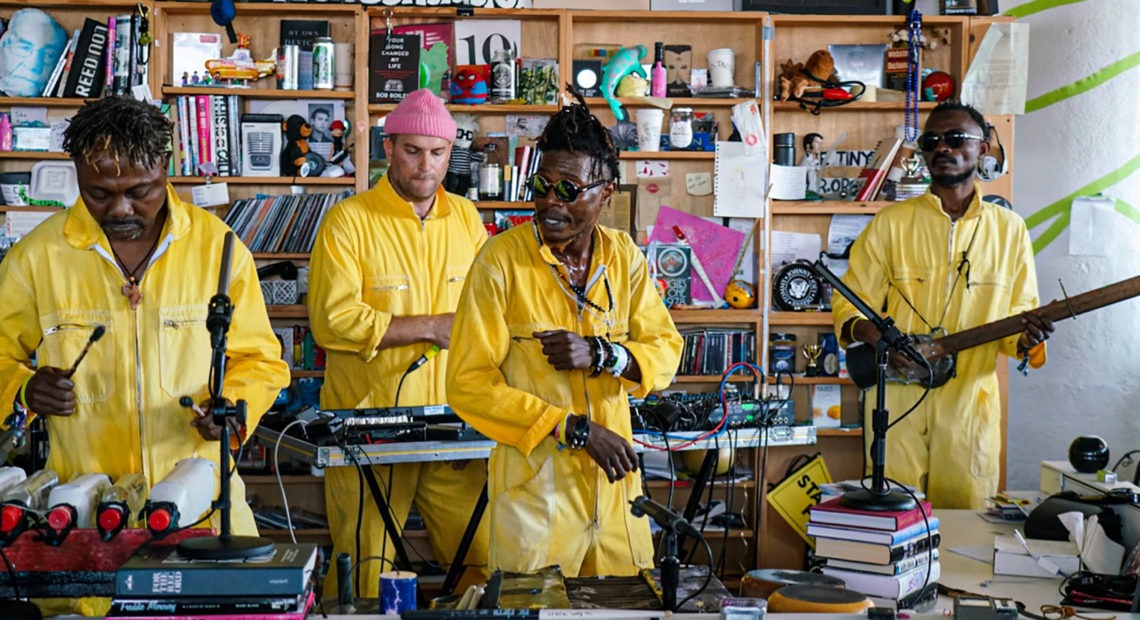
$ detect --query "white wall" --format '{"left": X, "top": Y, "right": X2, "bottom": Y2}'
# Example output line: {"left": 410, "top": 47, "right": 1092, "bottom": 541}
{"left": 1002, "top": 0, "right": 1140, "bottom": 488}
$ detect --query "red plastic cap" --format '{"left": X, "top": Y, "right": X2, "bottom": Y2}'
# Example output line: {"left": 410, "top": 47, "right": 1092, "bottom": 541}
{"left": 1, "top": 506, "right": 22, "bottom": 532}
{"left": 148, "top": 509, "right": 172, "bottom": 533}
{"left": 46, "top": 507, "right": 71, "bottom": 531}
{"left": 99, "top": 507, "right": 123, "bottom": 532}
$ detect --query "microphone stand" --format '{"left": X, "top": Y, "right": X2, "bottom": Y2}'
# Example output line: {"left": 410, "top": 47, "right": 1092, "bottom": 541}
{"left": 179, "top": 232, "right": 275, "bottom": 560}
{"left": 811, "top": 259, "right": 919, "bottom": 512}
{"left": 660, "top": 529, "right": 680, "bottom": 612}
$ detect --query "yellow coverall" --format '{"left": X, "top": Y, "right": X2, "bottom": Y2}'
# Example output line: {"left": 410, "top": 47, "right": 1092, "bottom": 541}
{"left": 447, "top": 223, "right": 683, "bottom": 577}
{"left": 309, "top": 177, "right": 489, "bottom": 597}
{"left": 831, "top": 188, "right": 1043, "bottom": 509}
{"left": 0, "top": 186, "right": 290, "bottom": 615}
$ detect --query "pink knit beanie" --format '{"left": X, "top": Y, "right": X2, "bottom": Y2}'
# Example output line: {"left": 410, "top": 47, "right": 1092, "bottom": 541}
{"left": 384, "top": 89, "right": 457, "bottom": 142}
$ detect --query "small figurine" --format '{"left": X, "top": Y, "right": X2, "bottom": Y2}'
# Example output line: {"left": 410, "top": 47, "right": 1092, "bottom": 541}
{"left": 204, "top": 33, "right": 276, "bottom": 84}
{"left": 800, "top": 132, "right": 824, "bottom": 197}
{"left": 282, "top": 114, "right": 326, "bottom": 178}
{"left": 601, "top": 45, "right": 647, "bottom": 121}
{"left": 450, "top": 66, "right": 489, "bottom": 105}
{"left": 445, "top": 114, "right": 479, "bottom": 196}
{"left": 324, "top": 119, "right": 354, "bottom": 177}
{"left": 778, "top": 50, "right": 836, "bottom": 102}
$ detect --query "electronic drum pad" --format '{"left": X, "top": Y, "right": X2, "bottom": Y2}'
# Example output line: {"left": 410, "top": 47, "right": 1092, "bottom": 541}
{"left": 766, "top": 585, "right": 875, "bottom": 613}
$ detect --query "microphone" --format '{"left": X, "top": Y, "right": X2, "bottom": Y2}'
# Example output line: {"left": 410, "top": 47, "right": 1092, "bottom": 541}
{"left": 207, "top": 233, "right": 235, "bottom": 350}
{"left": 630, "top": 496, "right": 701, "bottom": 537}
{"left": 405, "top": 345, "right": 442, "bottom": 374}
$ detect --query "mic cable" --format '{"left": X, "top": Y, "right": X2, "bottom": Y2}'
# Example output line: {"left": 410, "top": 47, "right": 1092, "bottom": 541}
{"left": 395, "top": 345, "right": 442, "bottom": 408}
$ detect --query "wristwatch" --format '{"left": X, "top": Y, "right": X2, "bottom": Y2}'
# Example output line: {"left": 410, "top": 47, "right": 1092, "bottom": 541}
{"left": 568, "top": 414, "right": 591, "bottom": 450}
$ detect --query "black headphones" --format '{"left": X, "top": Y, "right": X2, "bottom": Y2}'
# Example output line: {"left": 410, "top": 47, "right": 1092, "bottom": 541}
{"left": 976, "top": 122, "right": 1008, "bottom": 182}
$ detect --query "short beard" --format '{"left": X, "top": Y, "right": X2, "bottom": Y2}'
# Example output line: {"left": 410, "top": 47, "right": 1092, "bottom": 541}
{"left": 931, "top": 169, "right": 975, "bottom": 188}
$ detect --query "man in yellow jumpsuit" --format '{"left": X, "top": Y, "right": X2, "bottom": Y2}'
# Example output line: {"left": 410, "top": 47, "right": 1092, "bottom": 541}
{"left": 0, "top": 96, "right": 290, "bottom": 615}
{"left": 447, "top": 92, "right": 683, "bottom": 576}
{"left": 832, "top": 101, "right": 1053, "bottom": 509}
{"left": 309, "top": 89, "right": 489, "bottom": 597}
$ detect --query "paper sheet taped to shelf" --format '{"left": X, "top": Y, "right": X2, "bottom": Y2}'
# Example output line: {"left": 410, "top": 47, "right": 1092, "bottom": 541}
{"left": 713, "top": 141, "right": 766, "bottom": 218}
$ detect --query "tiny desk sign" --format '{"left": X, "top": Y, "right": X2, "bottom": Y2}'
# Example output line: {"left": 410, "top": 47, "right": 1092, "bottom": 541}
{"left": 369, "top": 33, "right": 421, "bottom": 103}
{"left": 767, "top": 454, "right": 832, "bottom": 546}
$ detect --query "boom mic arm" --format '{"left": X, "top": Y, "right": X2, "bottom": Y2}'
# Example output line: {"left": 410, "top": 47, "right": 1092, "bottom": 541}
{"left": 630, "top": 495, "right": 701, "bottom": 538}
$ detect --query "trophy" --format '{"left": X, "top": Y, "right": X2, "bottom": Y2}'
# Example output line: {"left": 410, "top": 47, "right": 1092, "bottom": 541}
{"left": 802, "top": 343, "right": 823, "bottom": 377}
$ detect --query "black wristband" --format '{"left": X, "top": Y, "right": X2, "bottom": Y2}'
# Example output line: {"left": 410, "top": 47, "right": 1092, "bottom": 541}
{"left": 568, "top": 414, "right": 590, "bottom": 450}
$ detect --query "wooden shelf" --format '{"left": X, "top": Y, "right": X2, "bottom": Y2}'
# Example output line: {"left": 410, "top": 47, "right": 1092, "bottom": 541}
{"left": 770, "top": 14, "right": 968, "bottom": 26}
{"left": 769, "top": 311, "right": 834, "bottom": 326}
{"left": 620, "top": 151, "right": 715, "bottom": 161}
{"left": 817, "top": 428, "right": 864, "bottom": 438}
{"left": 369, "top": 103, "right": 558, "bottom": 114}
{"left": 771, "top": 201, "right": 891, "bottom": 215}
{"left": 169, "top": 176, "right": 355, "bottom": 185}
{"left": 585, "top": 97, "right": 752, "bottom": 109}
{"left": 671, "top": 308, "right": 760, "bottom": 323}
{"left": 159, "top": 1, "right": 362, "bottom": 14}
{"left": 163, "top": 87, "right": 355, "bottom": 99}
{"left": 291, "top": 369, "right": 324, "bottom": 378}
{"left": 267, "top": 304, "right": 308, "bottom": 319}
{"left": 0, "top": 151, "right": 70, "bottom": 160}
{"left": 0, "top": 97, "right": 89, "bottom": 107}
{"left": 476, "top": 201, "right": 533, "bottom": 211}
{"left": 772, "top": 101, "right": 939, "bottom": 112}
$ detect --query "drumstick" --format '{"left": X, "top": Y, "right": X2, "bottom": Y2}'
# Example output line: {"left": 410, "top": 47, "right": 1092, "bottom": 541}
{"left": 672, "top": 226, "right": 725, "bottom": 307}
{"left": 63, "top": 325, "right": 106, "bottom": 379}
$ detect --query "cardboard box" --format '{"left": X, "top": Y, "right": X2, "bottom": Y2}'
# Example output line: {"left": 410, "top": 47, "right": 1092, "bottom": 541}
{"left": 992, "top": 534, "right": 1079, "bottom": 578}
{"left": 651, "top": 0, "right": 742, "bottom": 9}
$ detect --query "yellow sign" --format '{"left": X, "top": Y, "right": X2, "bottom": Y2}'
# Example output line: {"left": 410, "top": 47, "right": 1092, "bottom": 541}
{"left": 767, "top": 454, "right": 831, "bottom": 547}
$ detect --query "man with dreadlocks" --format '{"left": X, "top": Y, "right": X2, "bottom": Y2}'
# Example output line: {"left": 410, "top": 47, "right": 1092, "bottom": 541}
{"left": 447, "top": 89, "right": 683, "bottom": 576}
{"left": 0, "top": 96, "right": 288, "bottom": 595}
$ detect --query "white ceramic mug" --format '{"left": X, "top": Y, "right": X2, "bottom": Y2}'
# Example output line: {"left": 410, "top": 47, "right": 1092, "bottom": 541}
{"left": 707, "top": 48, "right": 735, "bottom": 88}
{"left": 636, "top": 108, "right": 665, "bottom": 152}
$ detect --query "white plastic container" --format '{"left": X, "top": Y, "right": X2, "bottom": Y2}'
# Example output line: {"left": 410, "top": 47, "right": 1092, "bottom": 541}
{"left": 147, "top": 458, "right": 217, "bottom": 529}
{"left": 2, "top": 469, "right": 59, "bottom": 509}
{"left": 47, "top": 473, "right": 111, "bottom": 529}
{"left": 0, "top": 467, "right": 27, "bottom": 497}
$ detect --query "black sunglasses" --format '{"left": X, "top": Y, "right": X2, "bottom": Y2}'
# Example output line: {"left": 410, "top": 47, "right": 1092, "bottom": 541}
{"left": 918, "top": 130, "right": 985, "bottom": 152}
{"left": 528, "top": 175, "right": 610, "bottom": 202}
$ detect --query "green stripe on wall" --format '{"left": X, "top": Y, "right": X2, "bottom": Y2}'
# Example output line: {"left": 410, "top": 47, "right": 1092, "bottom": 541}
{"left": 1114, "top": 199, "right": 1140, "bottom": 224}
{"left": 1025, "top": 154, "right": 1140, "bottom": 253}
{"left": 1025, "top": 50, "right": 1140, "bottom": 113}
{"left": 1004, "top": 0, "right": 1087, "bottom": 18}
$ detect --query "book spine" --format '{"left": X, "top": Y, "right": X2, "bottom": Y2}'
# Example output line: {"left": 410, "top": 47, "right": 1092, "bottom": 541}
{"left": 228, "top": 95, "right": 242, "bottom": 176}
{"left": 55, "top": 29, "right": 81, "bottom": 97}
{"left": 212, "top": 96, "right": 231, "bottom": 177}
{"left": 195, "top": 95, "right": 211, "bottom": 174}
{"left": 109, "top": 593, "right": 304, "bottom": 616}
{"left": 42, "top": 35, "right": 75, "bottom": 97}
{"left": 112, "top": 15, "right": 132, "bottom": 95}
{"left": 115, "top": 566, "right": 311, "bottom": 597}
{"left": 104, "top": 17, "right": 116, "bottom": 97}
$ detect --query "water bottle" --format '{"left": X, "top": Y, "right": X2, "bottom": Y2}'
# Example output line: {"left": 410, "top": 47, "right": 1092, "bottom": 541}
{"left": 46, "top": 472, "right": 111, "bottom": 532}
{"left": 97, "top": 472, "right": 149, "bottom": 541}
{"left": 0, "top": 469, "right": 59, "bottom": 538}
{"left": 146, "top": 458, "right": 217, "bottom": 535}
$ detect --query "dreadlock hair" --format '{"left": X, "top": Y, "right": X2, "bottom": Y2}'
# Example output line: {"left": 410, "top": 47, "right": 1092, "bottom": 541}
{"left": 930, "top": 100, "right": 989, "bottom": 139}
{"left": 536, "top": 85, "right": 620, "bottom": 184}
{"left": 63, "top": 95, "right": 173, "bottom": 172}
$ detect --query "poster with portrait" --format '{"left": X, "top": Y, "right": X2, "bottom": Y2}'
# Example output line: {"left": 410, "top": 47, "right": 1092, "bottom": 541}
{"left": 249, "top": 99, "right": 346, "bottom": 160}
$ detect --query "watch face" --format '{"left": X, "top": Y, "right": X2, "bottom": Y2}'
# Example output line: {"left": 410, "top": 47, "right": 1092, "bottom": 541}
{"left": 773, "top": 262, "right": 822, "bottom": 311}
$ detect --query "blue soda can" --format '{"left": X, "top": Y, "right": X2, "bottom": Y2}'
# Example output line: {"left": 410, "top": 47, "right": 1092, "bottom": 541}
{"left": 380, "top": 570, "right": 417, "bottom": 614}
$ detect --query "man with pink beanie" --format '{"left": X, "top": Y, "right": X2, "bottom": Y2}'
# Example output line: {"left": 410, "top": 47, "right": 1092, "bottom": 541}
{"left": 308, "top": 89, "right": 489, "bottom": 597}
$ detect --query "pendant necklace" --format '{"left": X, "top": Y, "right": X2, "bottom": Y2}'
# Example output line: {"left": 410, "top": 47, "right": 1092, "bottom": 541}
{"left": 110, "top": 212, "right": 166, "bottom": 310}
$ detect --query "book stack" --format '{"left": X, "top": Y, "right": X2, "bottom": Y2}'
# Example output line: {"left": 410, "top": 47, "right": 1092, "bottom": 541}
{"left": 108, "top": 542, "right": 318, "bottom": 619}
{"left": 808, "top": 497, "right": 940, "bottom": 609}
